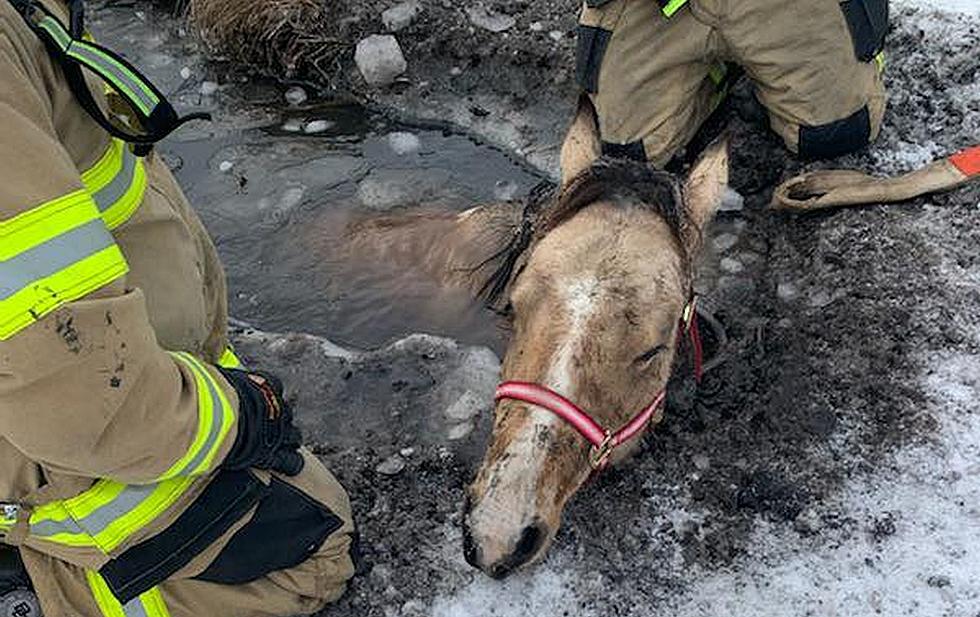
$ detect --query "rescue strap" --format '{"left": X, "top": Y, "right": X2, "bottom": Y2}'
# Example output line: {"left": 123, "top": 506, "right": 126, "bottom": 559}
{"left": 771, "top": 144, "right": 980, "bottom": 211}
{"left": 656, "top": 0, "right": 689, "bottom": 18}
{"left": 6, "top": 0, "right": 210, "bottom": 155}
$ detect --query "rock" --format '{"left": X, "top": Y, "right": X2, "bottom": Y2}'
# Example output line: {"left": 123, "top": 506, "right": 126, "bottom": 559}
{"left": 399, "top": 447, "right": 416, "bottom": 457}
{"left": 692, "top": 454, "right": 710, "bottom": 470}
{"left": 777, "top": 282, "right": 799, "bottom": 302}
{"left": 199, "top": 80, "right": 219, "bottom": 96}
{"left": 284, "top": 86, "right": 308, "bottom": 106}
{"left": 382, "top": 1, "right": 420, "bottom": 32}
{"left": 529, "top": 21, "right": 544, "bottom": 32}
{"left": 304, "top": 120, "right": 334, "bottom": 134}
{"left": 355, "top": 35, "right": 407, "bottom": 87}
{"left": 387, "top": 131, "right": 422, "bottom": 155}
{"left": 449, "top": 66, "right": 463, "bottom": 76}
{"left": 712, "top": 233, "right": 739, "bottom": 252}
{"left": 282, "top": 118, "right": 304, "bottom": 133}
{"left": 444, "top": 390, "right": 483, "bottom": 421}
{"left": 549, "top": 30, "right": 564, "bottom": 41}
{"left": 493, "top": 179, "right": 519, "bottom": 201}
{"left": 926, "top": 575, "right": 951, "bottom": 588}
{"left": 466, "top": 4, "right": 516, "bottom": 33}
{"left": 376, "top": 454, "right": 406, "bottom": 475}
{"left": 179, "top": 66, "right": 191, "bottom": 80}
{"left": 447, "top": 423, "right": 473, "bottom": 441}
{"left": 719, "top": 186, "right": 745, "bottom": 212}
{"left": 720, "top": 257, "right": 744, "bottom": 274}
{"left": 218, "top": 160, "right": 234, "bottom": 173}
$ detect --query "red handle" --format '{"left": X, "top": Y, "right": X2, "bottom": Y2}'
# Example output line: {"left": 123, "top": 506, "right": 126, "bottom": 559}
{"left": 950, "top": 145, "right": 980, "bottom": 177}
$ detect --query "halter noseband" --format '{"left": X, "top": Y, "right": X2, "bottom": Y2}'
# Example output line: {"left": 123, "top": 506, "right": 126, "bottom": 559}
{"left": 494, "top": 297, "right": 703, "bottom": 471}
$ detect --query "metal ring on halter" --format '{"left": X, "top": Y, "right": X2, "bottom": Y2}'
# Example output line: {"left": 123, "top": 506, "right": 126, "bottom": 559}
{"left": 588, "top": 432, "right": 616, "bottom": 470}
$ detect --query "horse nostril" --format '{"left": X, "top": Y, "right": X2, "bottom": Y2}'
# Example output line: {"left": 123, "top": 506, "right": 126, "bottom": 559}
{"left": 512, "top": 521, "right": 545, "bottom": 565}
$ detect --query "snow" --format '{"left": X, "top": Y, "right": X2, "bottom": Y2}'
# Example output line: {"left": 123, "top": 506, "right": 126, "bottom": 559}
{"left": 897, "top": 0, "right": 980, "bottom": 13}
{"left": 669, "top": 349, "right": 980, "bottom": 617}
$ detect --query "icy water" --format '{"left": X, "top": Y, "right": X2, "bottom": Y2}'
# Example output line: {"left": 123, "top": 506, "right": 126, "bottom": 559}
{"left": 89, "top": 4, "right": 541, "bottom": 350}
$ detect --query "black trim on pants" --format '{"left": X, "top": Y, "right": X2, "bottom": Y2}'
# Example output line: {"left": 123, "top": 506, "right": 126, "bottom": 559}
{"left": 839, "top": 0, "right": 889, "bottom": 62}
{"left": 602, "top": 140, "right": 648, "bottom": 162}
{"left": 798, "top": 105, "right": 872, "bottom": 159}
{"left": 576, "top": 25, "right": 613, "bottom": 94}
{"left": 194, "top": 477, "right": 344, "bottom": 585}
{"left": 99, "top": 470, "right": 268, "bottom": 604}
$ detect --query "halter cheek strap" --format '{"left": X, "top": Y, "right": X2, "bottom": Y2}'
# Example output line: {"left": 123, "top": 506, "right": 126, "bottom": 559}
{"left": 495, "top": 297, "right": 702, "bottom": 471}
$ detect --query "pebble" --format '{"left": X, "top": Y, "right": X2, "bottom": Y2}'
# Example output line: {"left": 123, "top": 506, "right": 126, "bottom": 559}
{"left": 777, "top": 282, "right": 799, "bottom": 302}
{"left": 218, "top": 160, "right": 234, "bottom": 173}
{"left": 449, "top": 66, "right": 463, "bottom": 76}
{"left": 376, "top": 454, "right": 406, "bottom": 475}
{"left": 282, "top": 118, "right": 304, "bottom": 133}
{"left": 445, "top": 391, "right": 482, "bottom": 421}
{"left": 284, "top": 86, "right": 308, "bottom": 106}
{"left": 719, "top": 186, "right": 745, "bottom": 212}
{"left": 179, "top": 66, "right": 191, "bottom": 80}
{"left": 447, "top": 423, "right": 473, "bottom": 441}
{"left": 692, "top": 454, "right": 710, "bottom": 470}
{"left": 303, "top": 120, "right": 334, "bottom": 134}
{"left": 493, "top": 179, "right": 520, "bottom": 201}
{"left": 712, "top": 233, "right": 739, "bottom": 252}
{"left": 529, "top": 21, "right": 544, "bottom": 32}
{"left": 548, "top": 30, "right": 564, "bottom": 41}
{"left": 466, "top": 5, "right": 516, "bottom": 32}
{"left": 382, "top": 1, "right": 420, "bottom": 32}
{"left": 387, "top": 131, "right": 422, "bottom": 155}
{"left": 355, "top": 35, "right": 408, "bottom": 86}
{"left": 199, "top": 80, "right": 219, "bottom": 96}
{"left": 720, "top": 257, "right": 744, "bottom": 274}
{"left": 399, "top": 447, "right": 415, "bottom": 457}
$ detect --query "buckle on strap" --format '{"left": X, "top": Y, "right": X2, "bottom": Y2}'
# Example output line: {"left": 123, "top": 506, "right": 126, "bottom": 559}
{"left": 588, "top": 432, "right": 615, "bottom": 470}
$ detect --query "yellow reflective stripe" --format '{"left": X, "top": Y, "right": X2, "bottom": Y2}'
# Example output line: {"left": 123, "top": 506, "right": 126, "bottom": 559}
{"left": 30, "top": 477, "right": 195, "bottom": 552}
{"left": 0, "top": 244, "right": 128, "bottom": 341}
{"left": 80, "top": 139, "right": 147, "bottom": 230}
{"left": 0, "top": 190, "right": 99, "bottom": 259}
{"left": 217, "top": 346, "right": 242, "bottom": 369}
{"left": 874, "top": 51, "right": 886, "bottom": 73}
{"left": 660, "top": 0, "right": 688, "bottom": 17}
{"left": 708, "top": 63, "right": 726, "bottom": 86}
{"left": 87, "top": 571, "right": 171, "bottom": 617}
{"left": 160, "top": 352, "right": 236, "bottom": 479}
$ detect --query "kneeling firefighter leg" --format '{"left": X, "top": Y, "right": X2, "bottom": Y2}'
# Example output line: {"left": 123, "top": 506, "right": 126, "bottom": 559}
{"left": 0, "top": 548, "right": 41, "bottom": 617}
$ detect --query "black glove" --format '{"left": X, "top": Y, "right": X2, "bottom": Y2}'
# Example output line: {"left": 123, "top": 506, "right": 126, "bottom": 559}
{"left": 218, "top": 368, "right": 305, "bottom": 476}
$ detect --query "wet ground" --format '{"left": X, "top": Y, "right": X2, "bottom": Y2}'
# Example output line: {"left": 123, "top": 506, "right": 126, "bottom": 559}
{"left": 91, "top": 2, "right": 980, "bottom": 617}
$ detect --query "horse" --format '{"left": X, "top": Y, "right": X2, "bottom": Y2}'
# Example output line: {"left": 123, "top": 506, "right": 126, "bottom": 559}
{"left": 340, "top": 97, "right": 729, "bottom": 577}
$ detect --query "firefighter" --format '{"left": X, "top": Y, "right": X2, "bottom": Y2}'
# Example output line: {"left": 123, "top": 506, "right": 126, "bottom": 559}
{"left": 0, "top": 0, "right": 357, "bottom": 615}
{"left": 571, "top": 0, "right": 889, "bottom": 167}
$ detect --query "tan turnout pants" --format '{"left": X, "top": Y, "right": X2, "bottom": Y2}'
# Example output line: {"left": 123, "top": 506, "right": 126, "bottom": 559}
{"left": 577, "top": 0, "right": 888, "bottom": 165}
{"left": 2, "top": 439, "right": 356, "bottom": 617}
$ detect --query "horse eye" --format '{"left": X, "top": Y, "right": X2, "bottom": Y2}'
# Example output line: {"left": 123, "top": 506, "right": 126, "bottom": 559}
{"left": 634, "top": 344, "right": 667, "bottom": 364}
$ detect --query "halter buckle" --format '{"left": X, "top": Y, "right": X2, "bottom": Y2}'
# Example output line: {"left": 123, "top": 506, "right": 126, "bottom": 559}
{"left": 588, "top": 432, "right": 616, "bottom": 470}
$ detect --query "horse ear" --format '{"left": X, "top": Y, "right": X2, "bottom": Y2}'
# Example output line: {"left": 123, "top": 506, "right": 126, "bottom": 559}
{"left": 682, "top": 136, "right": 729, "bottom": 252}
{"left": 560, "top": 95, "right": 602, "bottom": 189}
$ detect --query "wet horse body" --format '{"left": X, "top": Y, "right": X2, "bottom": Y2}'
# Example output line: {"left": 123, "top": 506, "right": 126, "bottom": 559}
{"left": 342, "top": 101, "right": 729, "bottom": 577}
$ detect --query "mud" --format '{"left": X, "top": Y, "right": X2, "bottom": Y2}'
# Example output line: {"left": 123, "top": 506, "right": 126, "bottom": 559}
{"left": 87, "top": 2, "right": 980, "bottom": 616}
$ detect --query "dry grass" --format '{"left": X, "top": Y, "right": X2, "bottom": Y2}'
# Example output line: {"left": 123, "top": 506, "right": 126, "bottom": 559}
{"left": 189, "top": 0, "right": 350, "bottom": 80}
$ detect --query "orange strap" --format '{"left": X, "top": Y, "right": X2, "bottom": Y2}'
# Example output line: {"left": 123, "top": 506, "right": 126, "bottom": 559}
{"left": 950, "top": 145, "right": 980, "bottom": 177}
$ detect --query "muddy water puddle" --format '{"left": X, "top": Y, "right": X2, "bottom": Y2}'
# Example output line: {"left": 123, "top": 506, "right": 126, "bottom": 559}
{"left": 88, "top": 3, "right": 542, "bottom": 350}
{"left": 166, "top": 103, "right": 541, "bottom": 350}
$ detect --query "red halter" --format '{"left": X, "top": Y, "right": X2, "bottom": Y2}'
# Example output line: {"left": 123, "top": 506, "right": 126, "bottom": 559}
{"left": 494, "top": 298, "right": 703, "bottom": 470}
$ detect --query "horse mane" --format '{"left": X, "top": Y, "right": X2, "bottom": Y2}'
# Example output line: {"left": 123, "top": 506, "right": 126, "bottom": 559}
{"left": 477, "top": 158, "right": 690, "bottom": 308}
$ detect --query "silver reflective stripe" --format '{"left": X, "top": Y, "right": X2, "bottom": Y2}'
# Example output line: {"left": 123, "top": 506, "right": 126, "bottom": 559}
{"left": 67, "top": 44, "right": 158, "bottom": 114}
{"left": 37, "top": 17, "right": 71, "bottom": 51}
{"left": 31, "top": 515, "right": 85, "bottom": 538}
{"left": 0, "top": 219, "right": 115, "bottom": 301}
{"left": 74, "top": 484, "right": 156, "bottom": 537}
{"left": 92, "top": 146, "right": 138, "bottom": 214}
{"left": 122, "top": 597, "right": 150, "bottom": 617}
{"left": 173, "top": 353, "right": 230, "bottom": 476}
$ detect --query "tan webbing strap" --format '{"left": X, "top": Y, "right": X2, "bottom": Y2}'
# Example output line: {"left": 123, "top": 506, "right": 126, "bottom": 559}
{"left": 771, "top": 145, "right": 980, "bottom": 211}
